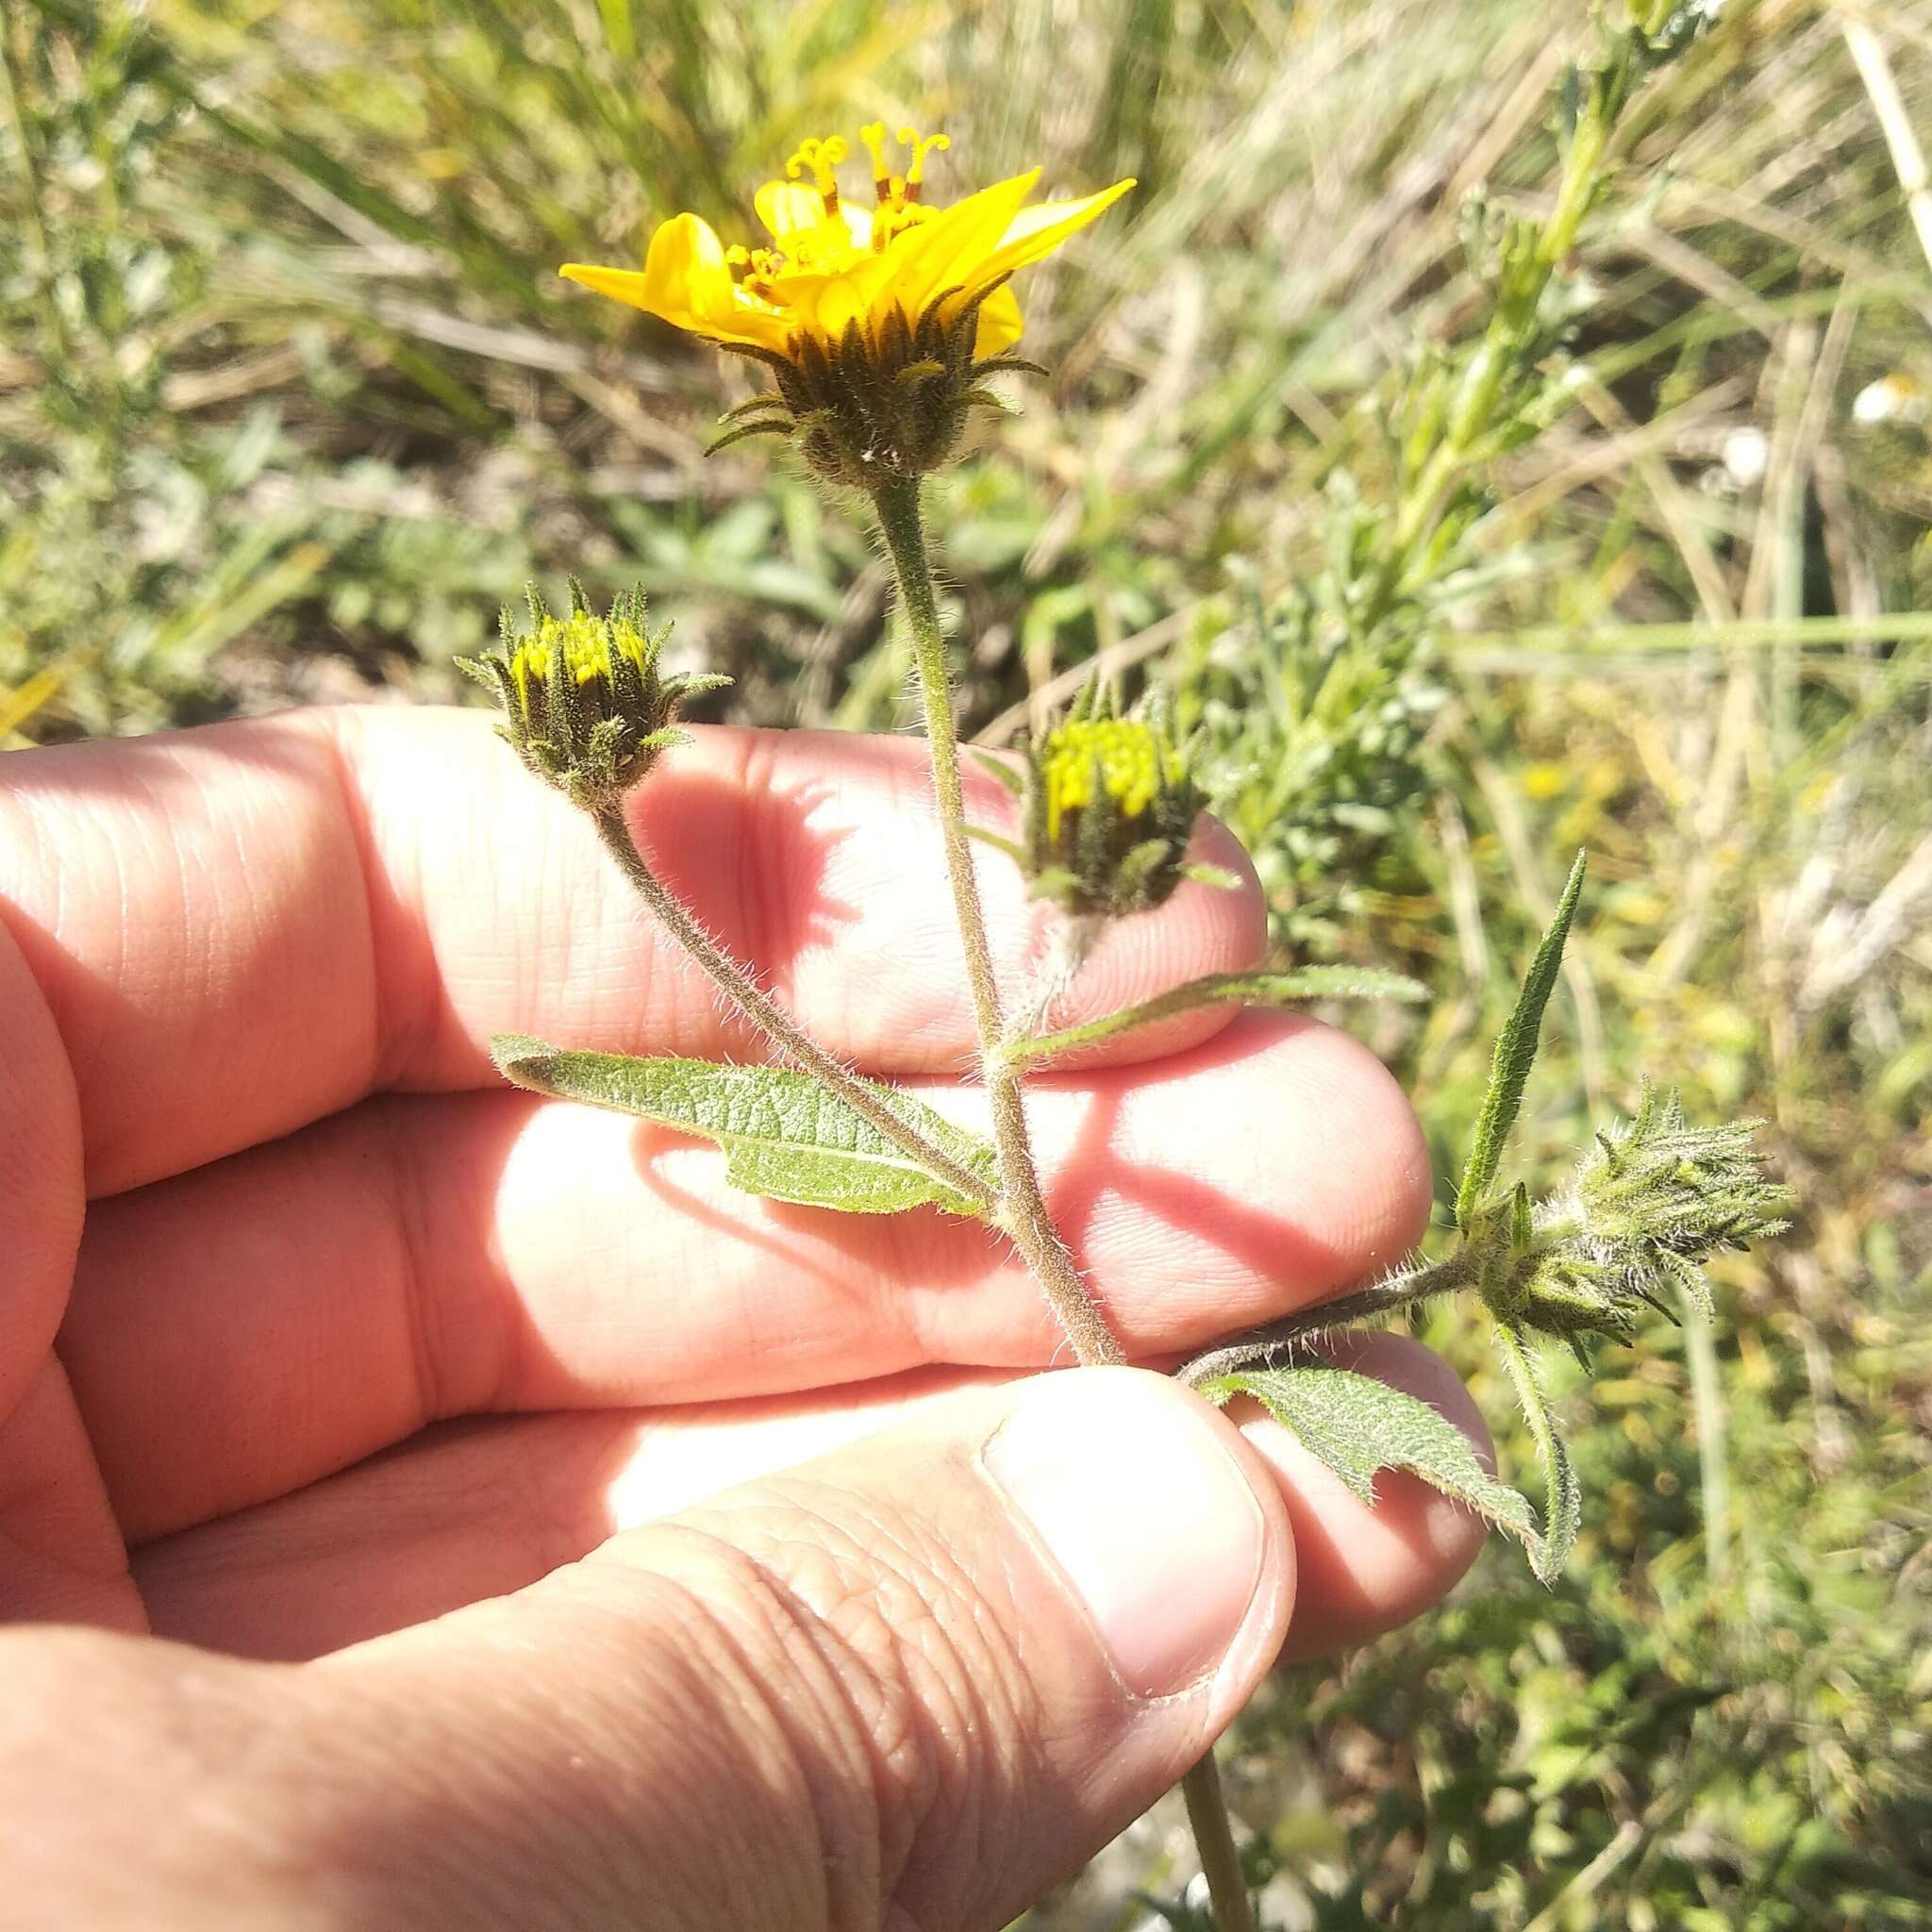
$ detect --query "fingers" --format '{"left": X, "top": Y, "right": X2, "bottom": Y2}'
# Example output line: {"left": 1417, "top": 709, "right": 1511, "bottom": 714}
{"left": 13, "top": 1366, "right": 1485, "bottom": 1928}
{"left": 0, "top": 918, "right": 82, "bottom": 1415}
{"left": 0, "top": 1354, "right": 146, "bottom": 1633}
{"left": 131, "top": 1344, "right": 1490, "bottom": 1667}
{"left": 291, "top": 1373, "right": 1302, "bottom": 1929}
{"left": 65, "top": 1011, "right": 1433, "bottom": 1539}
{"left": 0, "top": 707, "right": 1262, "bottom": 1197}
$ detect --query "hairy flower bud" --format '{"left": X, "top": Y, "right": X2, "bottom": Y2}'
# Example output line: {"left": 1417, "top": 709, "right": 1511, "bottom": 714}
{"left": 1011, "top": 682, "right": 1208, "bottom": 919}
{"left": 1478, "top": 1086, "right": 1792, "bottom": 1344}
{"left": 458, "top": 582, "right": 728, "bottom": 808}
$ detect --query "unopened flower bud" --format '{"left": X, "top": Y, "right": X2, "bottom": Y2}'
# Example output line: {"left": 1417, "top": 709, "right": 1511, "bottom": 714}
{"left": 1479, "top": 1086, "right": 1791, "bottom": 1345}
{"left": 458, "top": 582, "right": 728, "bottom": 809}
{"left": 1012, "top": 682, "right": 1208, "bottom": 919}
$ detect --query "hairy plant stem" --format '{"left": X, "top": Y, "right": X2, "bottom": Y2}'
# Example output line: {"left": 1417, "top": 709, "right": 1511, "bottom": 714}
{"left": 589, "top": 803, "right": 997, "bottom": 1215}
{"left": 869, "top": 473, "right": 1124, "bottom": 1371}
{"left": 1175, "top": 1245, "right": 1482, "bottom": 1390}
{"left": 871, "top": 473, "right": 1258, "bottom": 1932}
{"left": 1182, "top": 1757, "right": 1257, "bottom": 1932}
{"left": 1011, "top": 912, "right": 1104, "bottom": 1044}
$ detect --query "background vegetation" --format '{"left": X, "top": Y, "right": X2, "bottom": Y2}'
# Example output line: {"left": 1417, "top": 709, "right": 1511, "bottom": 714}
{"left": 5, "top": 0, "right": 1929, "bottom": 1924}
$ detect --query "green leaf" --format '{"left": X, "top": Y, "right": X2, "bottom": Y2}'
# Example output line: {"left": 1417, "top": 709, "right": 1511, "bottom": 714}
{"left": 1223, "top": 966, "right": 1430, "bottom": 1005}
{"left": 967, "top": 748, "right": 1025, "bottom": 796}
{"left": 1455, "top": 848, "right": 1588, "bottom": 1230}
{"left": 1198, "top": 1364, "right": 1541, "bottom": 1559}
{"left": 490, "top": 1036, "right": 998, "bottom": 1219}
{"left": 1493, "top": 1321, "right": 1581, "bottom": 1584}
{"left": 1008, "top": 963, "right": 1430, "bottom": 1068}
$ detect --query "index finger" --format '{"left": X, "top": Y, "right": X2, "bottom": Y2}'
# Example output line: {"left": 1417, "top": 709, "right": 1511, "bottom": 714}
{"left": 0, "top": 706, "right": 1263, "bottom": 1197}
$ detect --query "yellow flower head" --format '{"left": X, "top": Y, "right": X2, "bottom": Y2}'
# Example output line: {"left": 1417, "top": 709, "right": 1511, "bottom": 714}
{"left": 558, "top": 128, "right": 1133, "bottom": 484}
{"left": 560, "top": 125, "right": 1132, "bottom": 364}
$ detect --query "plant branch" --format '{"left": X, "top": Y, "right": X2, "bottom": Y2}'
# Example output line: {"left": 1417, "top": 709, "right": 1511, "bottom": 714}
{"left": 1010, "top": 912, "right": 1104, "bottom": 1045}
{"left": 1181, "top": 1755, "right": 1256, "bottom": 1932}
{"left": 1175, "top": 1245, "right": 1481, "bottom": 1390}
{"left": 870, "top": 473, "right": 1124, "bottom": 1370}
{"left": 589, "top": 803, "right": 997, "bottom": 1216}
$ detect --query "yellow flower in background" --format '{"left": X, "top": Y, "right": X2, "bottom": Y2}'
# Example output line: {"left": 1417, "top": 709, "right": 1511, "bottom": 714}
{"left": 560, "top": 125, "right": 1133, "bottom": 363}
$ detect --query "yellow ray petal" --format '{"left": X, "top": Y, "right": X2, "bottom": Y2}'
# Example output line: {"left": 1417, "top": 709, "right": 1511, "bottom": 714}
{"left": 561, "top": 212, "right": 729, "bottom": 327}
{"left": 815, "top": 274, "right": 877, "bottom": 341}
{"left": 755, "top": 179, "right": 824, "bottom": 241}
{"left": 558, "top": 260, "right": 655, "bottom": 309}
{"left": 640, "top": 210, "right": 738, "bottom": 319}
{"left": 561, "top": 214, "right": 791, "bottom": 352}
{"left": 972, "top": 176, "right": 1135, "bottom": 290}
{"left": 973, "top": 283, "right": 1024, "bottom": 357}
{"left": 875, "top": 169, "right": 1042, "bottom": 321}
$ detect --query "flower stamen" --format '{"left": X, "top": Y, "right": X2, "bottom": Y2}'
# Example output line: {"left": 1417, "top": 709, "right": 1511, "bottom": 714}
{"left": 860, "top": 121, "right": 896, "bottom": 205}
{"left": 897, "top": 126, "right": 951, "bottom": 202}
{"left": 785, "top": 135, "right": 849, "bottom": 216}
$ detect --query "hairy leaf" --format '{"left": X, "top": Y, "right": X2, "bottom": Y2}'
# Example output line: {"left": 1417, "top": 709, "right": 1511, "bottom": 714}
{"left": 1011, "top": 964, "right": 1428, "bottom": 1066}
{"left": 1224, "top": 966, "right": 1430, "bottom": 1005}
{"left": 1493, "top": 1320, "right": 1581, "bottom": 1584}
{"left": 1456, "top": 848, "right": 1588, "bottom": 1229}
{"left": 1199, "top": 1364, "right": 1541, "bottom": 1558}
{"left": 491, "top": 1036, "right": 998, "bottom": 1218}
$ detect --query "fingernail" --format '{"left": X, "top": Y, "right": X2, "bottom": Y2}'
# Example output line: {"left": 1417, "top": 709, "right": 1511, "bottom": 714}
{"left": 984, "top": 1369, "right": 1269, "bottom": 1699}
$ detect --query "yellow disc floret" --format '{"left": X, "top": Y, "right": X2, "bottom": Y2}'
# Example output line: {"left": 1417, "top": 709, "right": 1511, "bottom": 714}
{"left": 508, "top": 608, "right": 645, "bottom": 721}
{"left": 1040, "top": 717, "right": 1180, "bottom": 842}
{"left": 1017, "top": 683, "right": 1207, "bottom": 919}
{"left": 460, "top": 582, "right": 729, "bottom": 807}
{"left": 897, "top": 126, "right": 951, "bottom": 197}
{"left": 785, "top": 135, "right": 849, "bottom": 212}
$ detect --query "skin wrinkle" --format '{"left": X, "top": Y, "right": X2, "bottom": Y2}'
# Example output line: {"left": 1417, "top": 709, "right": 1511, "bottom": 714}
{"left": 0, "top": 1359, "right": 144, "bottom": 1630}
{"left": 858, "top": 1493, "right": 1030, "bottom": 1908}
{"left": 596, "top": 1524, "right": 886, "bottom": 1928}
{"left": 309, "top": 1631, "right": 643, "bottom": 1929}
{"left": 310, "top": 710, "right": 408, "bottom": 1097}
{"left": 372, "top": 1091, "right": 477, "bottom": 1431}
{"left": 163, "top": 748, "right": 264, "bottom": 1156}
{"left": 0, "top": 1633, "right": 473, "bottom": 1922}
{"left": 763, "top": 1501, "right": 957, "bottom": 1876}
{"left": 689, "top": 1476, "right": 1033, "bottom": 1929}
{"left": 0, "top": 920, "right": 83, "bottom": 1382}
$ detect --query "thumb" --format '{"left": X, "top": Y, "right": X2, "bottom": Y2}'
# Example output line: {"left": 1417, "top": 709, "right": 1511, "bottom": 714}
{"left": 307, "top": 1366, "right": 1294, "bottom": 1931}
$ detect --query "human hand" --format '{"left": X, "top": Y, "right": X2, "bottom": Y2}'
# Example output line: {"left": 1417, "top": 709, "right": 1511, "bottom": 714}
{"left": 0, "top": 708, "right": 1486, "bottom": 1929}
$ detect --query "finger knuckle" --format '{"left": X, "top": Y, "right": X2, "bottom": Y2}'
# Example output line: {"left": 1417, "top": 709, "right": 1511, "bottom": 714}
{"left": 650, "top": 1485, "right": 1041, "bottom": 1929}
